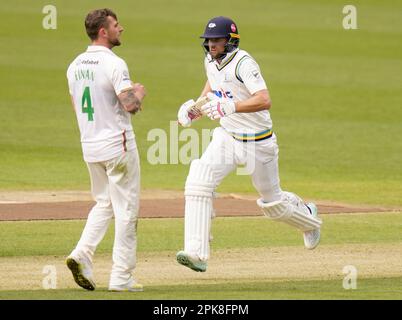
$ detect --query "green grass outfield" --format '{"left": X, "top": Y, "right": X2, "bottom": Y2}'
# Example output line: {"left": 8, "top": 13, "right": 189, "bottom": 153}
{"left": 1, "top": 213, "right": 402, "bottom": 257}
{"left": 1, "top": 278, "right": 401, "bottom": 300}
{"left": 0, "top": 213, "right": 401, "bottom": 299}
{"left": 0, "top": 0, "right": 401, "bottom": 206}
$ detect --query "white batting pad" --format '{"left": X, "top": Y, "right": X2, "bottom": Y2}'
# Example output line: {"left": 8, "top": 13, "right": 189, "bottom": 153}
{"left": 184, "top": 160, "right": 216, "bottom": 261}
{"left": 257, "top": 198, "right": 322, "bottom": 232}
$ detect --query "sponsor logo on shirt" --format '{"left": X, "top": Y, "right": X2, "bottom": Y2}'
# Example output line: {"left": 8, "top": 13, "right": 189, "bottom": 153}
{"left": 213, "top": 89, "right": 233, "bottom": 99}
{"left": 252, "top": 70, "right": 260, "bottom": 78}
{"left": 80, "top": 59, "right": 99, "bottom": 65}
{"left": 122, "top": 70, "right": 130, "bottom": 81}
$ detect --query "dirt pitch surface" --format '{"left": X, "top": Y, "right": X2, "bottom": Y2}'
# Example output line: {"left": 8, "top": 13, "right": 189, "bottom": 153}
{"left": 0, "top": 190, "right": 397, "bottom": 221}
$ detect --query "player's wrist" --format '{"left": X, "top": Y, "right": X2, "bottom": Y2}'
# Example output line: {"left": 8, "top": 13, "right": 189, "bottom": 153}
{"left": 224, "top": 100, "right": 236, "bottom": 116}
{"left": 232, "top": 101, "right": 237, "bottom": 113}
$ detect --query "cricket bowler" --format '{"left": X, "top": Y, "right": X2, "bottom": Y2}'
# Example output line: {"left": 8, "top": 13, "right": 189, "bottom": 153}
{"left": 66, "top": 8, "right": 145, "bottom": 291}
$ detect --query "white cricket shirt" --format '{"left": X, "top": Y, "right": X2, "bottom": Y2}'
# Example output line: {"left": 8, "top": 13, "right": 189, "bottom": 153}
{"left": 67, "top": 45, "right": 136, "bottom": 162}
{"left": 205, "top": 49, "right": 272, "bottom": 134}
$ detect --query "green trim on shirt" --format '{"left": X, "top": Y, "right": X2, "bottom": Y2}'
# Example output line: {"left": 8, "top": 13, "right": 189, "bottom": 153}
{"left": 235, "top": 55, "right": 252, "bottom": 83}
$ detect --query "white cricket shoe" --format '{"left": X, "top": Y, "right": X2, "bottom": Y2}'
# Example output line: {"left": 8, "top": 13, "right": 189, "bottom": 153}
{"left": 176, "top": 251, "right": 207, "bottom": 272}
{"left": 303, "top": 203, "right": 321, "bottom": 250}
{"left": 109, "top": 277, "right": 143, "bottom": 292}
{"left": 66, "top": 255, "right": 96, "bottom": 291}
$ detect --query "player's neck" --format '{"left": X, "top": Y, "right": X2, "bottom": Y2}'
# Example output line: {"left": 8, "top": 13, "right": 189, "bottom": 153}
{"left": 216, "top": 55, "right": 225, "bottom": 65}
{"left": 216, "top": 53, "right": 229, "bottom": 65}
{"left": 91, "top": 39, "right": 114, "bottom": 50}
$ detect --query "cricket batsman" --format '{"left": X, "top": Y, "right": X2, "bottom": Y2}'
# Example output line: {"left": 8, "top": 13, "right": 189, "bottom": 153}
{"left": 176, "top": 16, "right": 322, "bottom": 272}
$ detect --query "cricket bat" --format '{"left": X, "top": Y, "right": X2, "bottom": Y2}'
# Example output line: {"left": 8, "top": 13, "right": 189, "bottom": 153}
{"left": 187, "top": 96, "right": 209, "bottom": 121}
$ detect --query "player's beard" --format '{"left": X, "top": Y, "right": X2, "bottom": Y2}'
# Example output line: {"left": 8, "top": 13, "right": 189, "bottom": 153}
{"left": 109, "top": 37, "right": 121, "bottom": 47}
{"left": 106, "top": 30, "right": 121, "bottom": 47}
{"left": 208, "top": 45, "right": 226, "bottom": 62}
{"left": 210, "top": 51, "right": 226, "bottom": 63}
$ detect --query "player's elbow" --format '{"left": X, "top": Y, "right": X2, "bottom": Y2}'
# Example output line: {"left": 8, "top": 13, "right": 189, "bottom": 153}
{"left": 265, "top": 98, "right": 272, "bottom": 110}
{"left": 261, "top": 97, "right": 272, "bottom": 110}
{"left": 124, "top": 103, "right": 141, "bottom": 114}
{"left": 118, "top": 89, "right": 142, "bottom": 114}
{"left": 255, "top": 90, "right": 271, "bottom": 111}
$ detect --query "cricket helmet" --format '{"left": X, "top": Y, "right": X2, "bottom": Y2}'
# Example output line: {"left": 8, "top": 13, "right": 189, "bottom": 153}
{"left": 200, "top": 16, "right": 240, "bottom": 59}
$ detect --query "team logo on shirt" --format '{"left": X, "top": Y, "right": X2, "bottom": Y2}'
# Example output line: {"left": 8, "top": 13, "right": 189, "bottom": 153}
{"left": 224, "top": 73, "right": 232, "bottom": 82}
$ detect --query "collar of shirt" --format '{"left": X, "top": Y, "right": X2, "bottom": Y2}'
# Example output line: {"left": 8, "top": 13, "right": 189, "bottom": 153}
{"left": 214, "top": 48, "right": 239, "bottom": 67}
{"left": 86, "top": 45, "right": 116, "bottom": 55}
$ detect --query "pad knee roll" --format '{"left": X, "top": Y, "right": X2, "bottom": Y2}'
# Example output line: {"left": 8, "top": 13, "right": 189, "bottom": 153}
{"left": 185, "top": 160, "right": 216, "bottom": 197}
{"left": 257, "top": 198, "right": 321, "bottom": 231}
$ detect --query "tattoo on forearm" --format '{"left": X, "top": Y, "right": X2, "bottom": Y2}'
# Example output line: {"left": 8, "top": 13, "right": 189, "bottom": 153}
{"left": 120, "top": 89, "right": 141, "bottom": 114}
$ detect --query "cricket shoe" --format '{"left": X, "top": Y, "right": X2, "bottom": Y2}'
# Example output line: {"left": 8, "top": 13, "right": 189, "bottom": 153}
{"left": 109, "top": 277, "right": 143, "bottom": 292}
{"left": 303, "top": 203, "right": 321, "bottom": 250}
{"left": 66, "top": 255, "right": 96, "bottom": 291}
{"left": 176, "top": 251, "right": 207, "bottom": 272}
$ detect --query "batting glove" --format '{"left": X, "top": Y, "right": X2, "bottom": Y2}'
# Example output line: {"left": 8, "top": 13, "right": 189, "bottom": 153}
{"left": 177, "top": 99, "right": 195, "bottom": 127}
{"left": 201, "top": 93, "right": 236, "bottom": 120}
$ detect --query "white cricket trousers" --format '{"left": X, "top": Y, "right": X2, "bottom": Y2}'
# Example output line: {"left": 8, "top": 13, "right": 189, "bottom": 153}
{"left": 71, "top": 149, "right": 140, "bottom": 286}
{"left": 201, "top": 127, "right": 283, "bottom": 202}
{"left": 184, "top": 127, "right": 310, "bottom": 261}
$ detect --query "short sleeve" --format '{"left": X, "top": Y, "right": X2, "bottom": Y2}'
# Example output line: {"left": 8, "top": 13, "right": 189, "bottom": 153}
{"left": 66, "top": 63, "right": 74, "bottom": 95}
{"left": 236, "top": 57, "right": 267, "bottom": 95}
{"left": 111, "top": 58, "right": 133, "bottom": 95}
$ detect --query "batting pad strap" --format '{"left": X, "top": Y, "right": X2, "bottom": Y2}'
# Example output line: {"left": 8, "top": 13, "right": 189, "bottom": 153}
{"left": 184, "top": 160, "right": 216, "bottom": 198}
{"left": 257, "top": 198, "right": 322, "bottom": 232}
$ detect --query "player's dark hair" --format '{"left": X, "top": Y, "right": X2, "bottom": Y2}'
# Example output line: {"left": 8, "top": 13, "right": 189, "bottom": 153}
{"left": 85, "top": 8, "right": 117, "bottom": 40}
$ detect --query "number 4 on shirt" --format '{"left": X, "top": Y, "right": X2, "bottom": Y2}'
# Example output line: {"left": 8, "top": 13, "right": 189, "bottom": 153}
{"left": 82, "top": 86, "right": 94, "bottom": 121}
